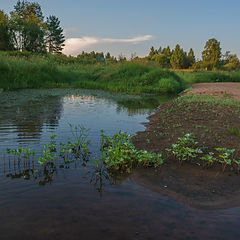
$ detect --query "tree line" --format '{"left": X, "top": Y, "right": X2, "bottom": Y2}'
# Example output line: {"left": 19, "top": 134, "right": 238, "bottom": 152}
{"left": 0, "top": 1, "right": 239, "bottom": 70}
{"left": 0, "top": 0, "right": 65, "bottom": 54}
{"left": 147, "top": 38, "right": 240, "bottom": 71}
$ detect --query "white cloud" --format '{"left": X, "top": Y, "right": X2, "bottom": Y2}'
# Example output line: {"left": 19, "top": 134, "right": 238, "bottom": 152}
{"left": 63, "top": 35, "right": 153, "bottom": 56}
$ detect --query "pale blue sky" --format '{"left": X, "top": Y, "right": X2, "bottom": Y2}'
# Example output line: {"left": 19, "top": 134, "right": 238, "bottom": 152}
{"left": 1, "top": 0, "right": 240, "bottom": 58}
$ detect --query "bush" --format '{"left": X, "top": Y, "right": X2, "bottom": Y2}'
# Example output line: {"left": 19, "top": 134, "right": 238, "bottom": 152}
{"left": 158, "top": 77, "right": 181, "bottom": 93}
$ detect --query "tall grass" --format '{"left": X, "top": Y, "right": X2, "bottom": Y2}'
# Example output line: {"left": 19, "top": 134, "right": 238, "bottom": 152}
{"left": 0, "top": 54, "right": 185, "bottom": 94}
{"left": 177, "top": 71, "right": 240, "bottom": 84}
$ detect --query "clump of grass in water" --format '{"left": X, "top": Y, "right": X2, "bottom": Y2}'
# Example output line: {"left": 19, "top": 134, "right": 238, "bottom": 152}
{"left": 69, "top": 124, "right": 91, "bottom": 156}
{"left": 5, "top": 125, "right": 91, "bottom": 176}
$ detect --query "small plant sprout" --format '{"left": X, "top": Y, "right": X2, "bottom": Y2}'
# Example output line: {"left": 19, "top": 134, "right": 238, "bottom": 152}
{"left": 215, "top": 148, "right": 235, "bottom": 172}
{"left": 166, "top": 133, "right": 202, "bottom": 164}
{"left": 200, "top": 152, "right": 217, "bottom": 167}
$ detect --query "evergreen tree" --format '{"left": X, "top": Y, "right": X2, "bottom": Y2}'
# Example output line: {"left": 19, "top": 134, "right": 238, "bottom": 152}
{"left": 46, "top": 15, "right": 65, "bottom": 54}
{"left": 149, "top": 46, "right": 155, "bottom": 58}
{"left": 202, "top": 38, "right": 221, "bottom": 70}
{"left": 186, "top": 48, "right": 195, "bottom": 68}
{"left": 158, "top": 46, "right": 162, "bottom": 54}
{"left": 170, "top": 44, "right": 184, "bottom": 69}
{"left": 105, "top": 52, "right": 111, "bottom": 59}
{"left": 162, "top": 46, "right": 171, "bottom": 57}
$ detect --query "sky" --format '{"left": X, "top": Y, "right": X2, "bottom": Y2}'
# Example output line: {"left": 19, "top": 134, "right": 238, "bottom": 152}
{"left": 1, "top": 0, "right": 240, "bottom": 58}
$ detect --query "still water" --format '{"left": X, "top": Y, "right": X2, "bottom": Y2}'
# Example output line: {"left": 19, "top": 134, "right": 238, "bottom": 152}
{"left": 0, "top": 89, "right": 239, "bottom": 240}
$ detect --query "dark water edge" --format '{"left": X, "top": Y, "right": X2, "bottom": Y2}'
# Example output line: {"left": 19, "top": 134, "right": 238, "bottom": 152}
{"left": 0, "top": 89, "right": 240, "bottom": 240}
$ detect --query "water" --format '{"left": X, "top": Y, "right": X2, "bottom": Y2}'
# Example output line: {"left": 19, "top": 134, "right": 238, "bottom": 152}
{"left": 0, "top": 89, "right": 239, "bottom": 240}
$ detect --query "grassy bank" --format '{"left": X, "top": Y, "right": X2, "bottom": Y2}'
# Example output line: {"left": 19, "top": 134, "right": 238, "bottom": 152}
{"left": 0, "top": 54, "right": 184, "bottom": 94}
{"left": 1, "top": 53, "right": 240, "bottom": 94}
{"left": 177, "top": 70, "right": 240, "bottom": 84}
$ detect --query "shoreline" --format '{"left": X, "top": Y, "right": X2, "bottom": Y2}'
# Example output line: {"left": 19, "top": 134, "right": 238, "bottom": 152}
{"left": 132, "top": 82, "right": 240, "bottom": 209}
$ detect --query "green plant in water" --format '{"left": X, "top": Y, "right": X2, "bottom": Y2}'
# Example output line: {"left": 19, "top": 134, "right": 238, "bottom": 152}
{"left": 93, "top": 130, "right": 163, "bottom": 174}
{"left": 69, "top": 124, "right": 91, "bottom": 155}
{"left": 49, "top": 134, "right": 57, "bottom": 152}
{"left": 6, "top": 147, "right": 36, "bottom": 163}
{"left": 59, "top": 142, "right": 73, "bottom": 163}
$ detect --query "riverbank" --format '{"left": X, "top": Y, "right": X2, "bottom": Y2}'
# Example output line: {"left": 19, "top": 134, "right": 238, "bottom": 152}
{"left": 132, "top": 83, "right": 240, "bottom": 209}
{"left": 1, "top": 53, "right": 240, "bottom": 95}
{"left": 0, "top": 54, "right": 184, "bottom": 94}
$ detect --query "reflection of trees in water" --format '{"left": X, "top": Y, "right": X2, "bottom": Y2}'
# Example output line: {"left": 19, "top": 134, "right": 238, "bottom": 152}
{"left": 0, "top": 95, "right": 63, "bottom": 141}
{"left": 116, "top": 95, "right": 173, "bottom": 116}
{"left": 4, "top": 155, "right": 129, "bottom": 193}
{"left": 116, "top": 105, "right": 153, "bottom": 116}
{"left": 4, "top": 157, "right": 81, "bottom": 186}
{"left": 90, "top": 171, "right": 129, "bottom": 196}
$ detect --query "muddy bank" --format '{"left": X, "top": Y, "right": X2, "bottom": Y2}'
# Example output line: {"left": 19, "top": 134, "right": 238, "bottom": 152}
{"left": 132, "top": 83, "right": 240, "bottom": 209}
{"left": 183, "top": 82, "right": 240, "bottom": 99}
{"left": 131, "top": 164, "right": 240, "bottom": 210}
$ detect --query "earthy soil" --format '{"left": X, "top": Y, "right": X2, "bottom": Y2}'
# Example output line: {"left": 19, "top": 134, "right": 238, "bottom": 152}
{"left": 132, "top": 82, "right": 240, "bottom": 209}
{"left": 182, "top": 82, "right": 240, "bottom": 99}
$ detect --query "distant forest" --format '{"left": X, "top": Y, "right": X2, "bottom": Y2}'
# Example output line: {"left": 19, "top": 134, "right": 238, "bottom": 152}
{"left": 0, "top": 0, "right": 239, "bottom": 70}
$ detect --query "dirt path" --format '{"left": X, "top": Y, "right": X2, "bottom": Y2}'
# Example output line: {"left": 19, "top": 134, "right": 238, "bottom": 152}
{"left": 183, "top": 82, "right": 240, "bottom": 99}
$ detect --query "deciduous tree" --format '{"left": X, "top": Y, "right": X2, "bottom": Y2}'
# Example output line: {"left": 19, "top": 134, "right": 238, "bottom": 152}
{"left": 0, "top": 10, "right": 12, "bottom": 50}
{"left": 202, "top": 38, "right": 221, "bottom": 70}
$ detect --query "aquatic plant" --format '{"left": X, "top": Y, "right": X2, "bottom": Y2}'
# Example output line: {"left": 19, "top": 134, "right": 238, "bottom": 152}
{"left": 69, "top": 124, "right": 91, "bottom": 156}
{"left": 92, "top": 130, "right": 163, "bottom": 174}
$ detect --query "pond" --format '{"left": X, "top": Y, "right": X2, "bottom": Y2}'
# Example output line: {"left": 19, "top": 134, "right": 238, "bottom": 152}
{"left": 0, "top": 89, "right": 239, "bottom": 240}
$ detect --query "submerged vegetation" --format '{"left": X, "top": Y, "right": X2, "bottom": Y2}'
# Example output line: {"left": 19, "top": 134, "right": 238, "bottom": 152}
{"left": 5, "top": 121, "right": 240, "bottom": 186}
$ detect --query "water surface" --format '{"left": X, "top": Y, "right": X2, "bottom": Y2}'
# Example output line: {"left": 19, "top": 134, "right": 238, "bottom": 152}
{"left": 0, "top": 89, "right": 239, "bottom": 240}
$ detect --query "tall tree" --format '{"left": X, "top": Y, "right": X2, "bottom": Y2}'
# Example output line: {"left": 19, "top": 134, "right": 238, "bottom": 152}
{"left": 170, "top": 44, "right": 184, "bottom": 69}
{"left": 186, "top": 48, "right": 196, "bottom": 68}
{"left": 202, "top": 38, "right": 221, "bottom": 70}
{"left": 105, "top": 52, "right": 111, "bottom": 59}
{"left": 149, "top": 46, "right": 155, "bottom": 58}
{"left": 46, "top": 15, "right": 65, "bottom": 54}
{"left": 0, "top": 10, "right": 12, "bottom": 50}
{"left": 158, "top": 46, "right": 162, "bottom": 54}
{"left": 162, "top": 46, "right": 171, "bottom": 57}
{"left": 153, "top": 54, "right": 170, "bottom": 68}
{"left": 10, "top": 0, "right": 46, "bottom": 52}
{"left": 223, "top": 51, "right": 240, "bottom": 70}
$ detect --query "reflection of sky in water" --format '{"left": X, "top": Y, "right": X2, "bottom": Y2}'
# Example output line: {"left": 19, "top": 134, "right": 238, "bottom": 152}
{"left": 0, "top": 89, "right": 155, "bottom": 162}
{"left": 0, "top": 89, "right": 240, "bottom": 239}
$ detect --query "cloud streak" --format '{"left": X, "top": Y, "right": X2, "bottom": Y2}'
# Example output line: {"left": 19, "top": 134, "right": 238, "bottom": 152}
{"left": 63, "top": 35, "right": 152, "bottom": 56}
